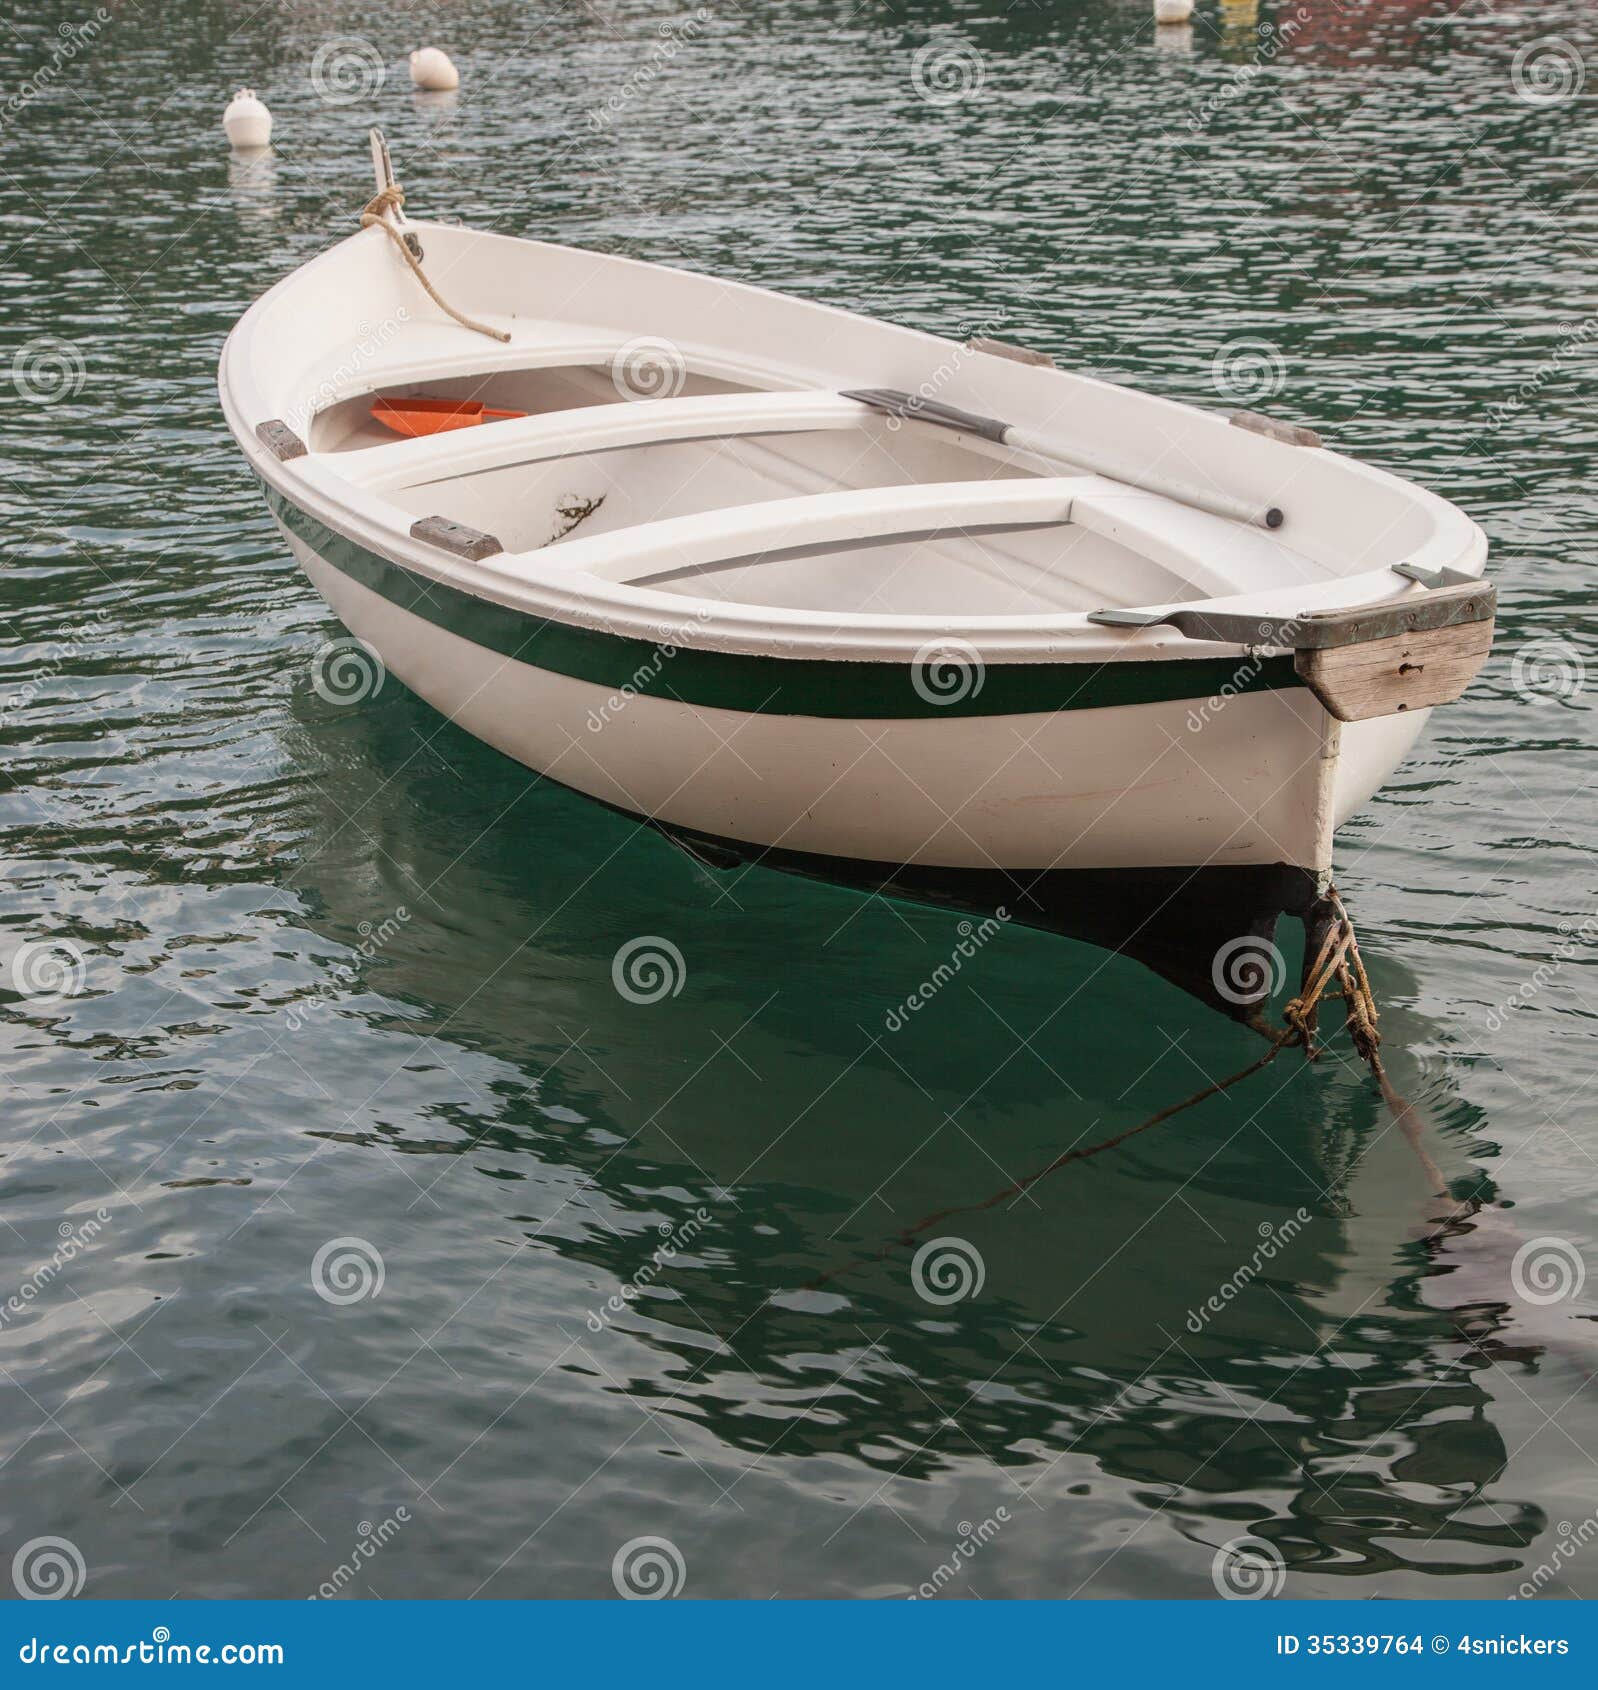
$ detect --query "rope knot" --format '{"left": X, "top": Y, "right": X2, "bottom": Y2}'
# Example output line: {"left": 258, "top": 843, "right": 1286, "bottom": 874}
{"left": 360, "top": 183, "right": 406, "bottom": 225}
{"left": 357, "top": 178, "right": 509, "bottom": 343}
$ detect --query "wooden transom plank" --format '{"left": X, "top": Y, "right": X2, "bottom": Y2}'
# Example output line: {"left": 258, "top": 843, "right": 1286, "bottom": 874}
{"left": 1294, "top": 617, "right": 1494, "bottom": 722}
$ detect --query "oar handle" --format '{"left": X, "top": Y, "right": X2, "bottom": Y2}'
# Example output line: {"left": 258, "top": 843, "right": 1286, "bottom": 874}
{"left": 846, "top": 385, "right": 1282, "bottom": 531}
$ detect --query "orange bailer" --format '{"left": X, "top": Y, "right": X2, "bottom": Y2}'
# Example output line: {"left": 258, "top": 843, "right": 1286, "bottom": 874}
{"left": 370, "top": 396, "right": 526, "bottom": 437}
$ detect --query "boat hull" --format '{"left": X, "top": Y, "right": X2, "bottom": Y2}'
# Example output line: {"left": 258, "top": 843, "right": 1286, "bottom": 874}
{"left": 276, "top": 501, "right": 1421, "bottom": 880}
{"left": 217, "top": 207, "right": 1483, "bottom": 1016}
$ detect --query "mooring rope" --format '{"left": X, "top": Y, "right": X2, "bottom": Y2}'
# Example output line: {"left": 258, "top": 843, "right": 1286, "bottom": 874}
{"left": 808, "top": 887, "right": 1446, "bottom": 1290}
{"left": 1325, "top": 888, "right": 1449, "bottom": 1199}
{"left": 360, "top": 184, "right": 511, "bottom": 344}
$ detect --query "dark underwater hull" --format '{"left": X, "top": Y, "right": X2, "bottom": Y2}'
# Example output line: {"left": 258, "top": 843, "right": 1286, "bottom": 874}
{"left": 654, "top": 822, "right": 1322, "bottom": 1021}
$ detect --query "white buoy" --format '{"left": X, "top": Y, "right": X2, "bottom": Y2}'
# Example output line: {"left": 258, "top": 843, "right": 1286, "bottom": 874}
{"left": 223, "top": 88, "right": 272, "bottom": 150}
{"left": 1154, "top": 0, "right": 1195, "bottom": 22}
{"left": 409, "top": 48, "right": 459, "bottom": 92}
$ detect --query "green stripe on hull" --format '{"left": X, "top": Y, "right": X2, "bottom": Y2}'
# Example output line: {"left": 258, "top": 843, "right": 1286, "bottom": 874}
{"left": 263, "top": 484, "right": 1305, "bottom": 720}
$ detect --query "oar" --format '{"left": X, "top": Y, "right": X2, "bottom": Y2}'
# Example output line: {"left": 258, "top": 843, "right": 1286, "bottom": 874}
{"left": 841, "top": 388, "right": 1284, "bottom": 531}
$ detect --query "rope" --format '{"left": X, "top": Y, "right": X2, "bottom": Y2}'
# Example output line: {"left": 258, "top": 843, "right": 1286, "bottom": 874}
{"left": 808, "top": 1033, "right": 1294, "bottom": 1290}
{"left": 360, "top": 184, "right": 510, "bottom": 344}
{"left": 1327, "top": 889, "right": 1449, "bottom": 1198}
{"left": 808, "top": 887, "right": 1447, "bottom": 1291}
{"left": 1283, "top": 912, "right": 1357, "bottom": 1050}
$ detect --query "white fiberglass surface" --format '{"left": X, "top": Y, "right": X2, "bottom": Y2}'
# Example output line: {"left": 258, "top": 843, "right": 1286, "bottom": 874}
{"left": 377, "top": 422, "right": 1333, "bottom": 615}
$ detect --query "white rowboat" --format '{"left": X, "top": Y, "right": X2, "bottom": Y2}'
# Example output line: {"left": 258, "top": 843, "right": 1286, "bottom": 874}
{"left": 219, "top": 137, "right": 1494, "bottom": 1013}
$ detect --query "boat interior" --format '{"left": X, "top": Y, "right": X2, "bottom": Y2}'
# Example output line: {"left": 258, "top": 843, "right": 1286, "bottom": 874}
{"left": 314, "top": 356, "right": 1338, "bottom": 618}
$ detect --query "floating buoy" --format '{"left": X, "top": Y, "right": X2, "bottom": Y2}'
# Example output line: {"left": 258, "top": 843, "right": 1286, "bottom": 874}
{"left": 223, "top": 88, "right": 272, "bottom": 150}
{"left": 409, "top": 48, "right": 459, "bottom": 91}
{"left": 1154, "top": 0, "right": 1195, "bottom": 22}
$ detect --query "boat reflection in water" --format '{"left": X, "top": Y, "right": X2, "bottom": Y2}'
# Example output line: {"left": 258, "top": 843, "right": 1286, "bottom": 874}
{"left": 1269, "top": 0, "right": 1464, "bottom": 69}
{"left": 272, "top": 683, "right": 1597, "bottom": 1593}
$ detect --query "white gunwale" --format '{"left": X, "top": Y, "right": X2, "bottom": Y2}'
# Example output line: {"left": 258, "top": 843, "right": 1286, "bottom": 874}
{"left": 220, "top": 217, "right": 1489, "bottom": 665}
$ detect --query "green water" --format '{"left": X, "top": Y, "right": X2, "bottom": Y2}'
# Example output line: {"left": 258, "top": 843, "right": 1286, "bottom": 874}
{"left": 3, "top": 0, "right": 1597, "bottom": 1600}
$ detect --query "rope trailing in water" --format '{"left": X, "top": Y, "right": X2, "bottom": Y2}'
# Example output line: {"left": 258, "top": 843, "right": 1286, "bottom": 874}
{"left": 1324, "top": 888, "right": 1449, "bottom": 1199}
{"left": 808, "top": 887, "right": 1442, "bottom": 1290}
{"left": 360, "top": 184, "right": 510, "bottom": 344}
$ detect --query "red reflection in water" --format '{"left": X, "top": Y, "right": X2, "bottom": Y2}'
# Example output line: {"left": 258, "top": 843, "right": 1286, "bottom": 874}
{"left": 1246, "top": 0, "right": 1472, "bottom": 69}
